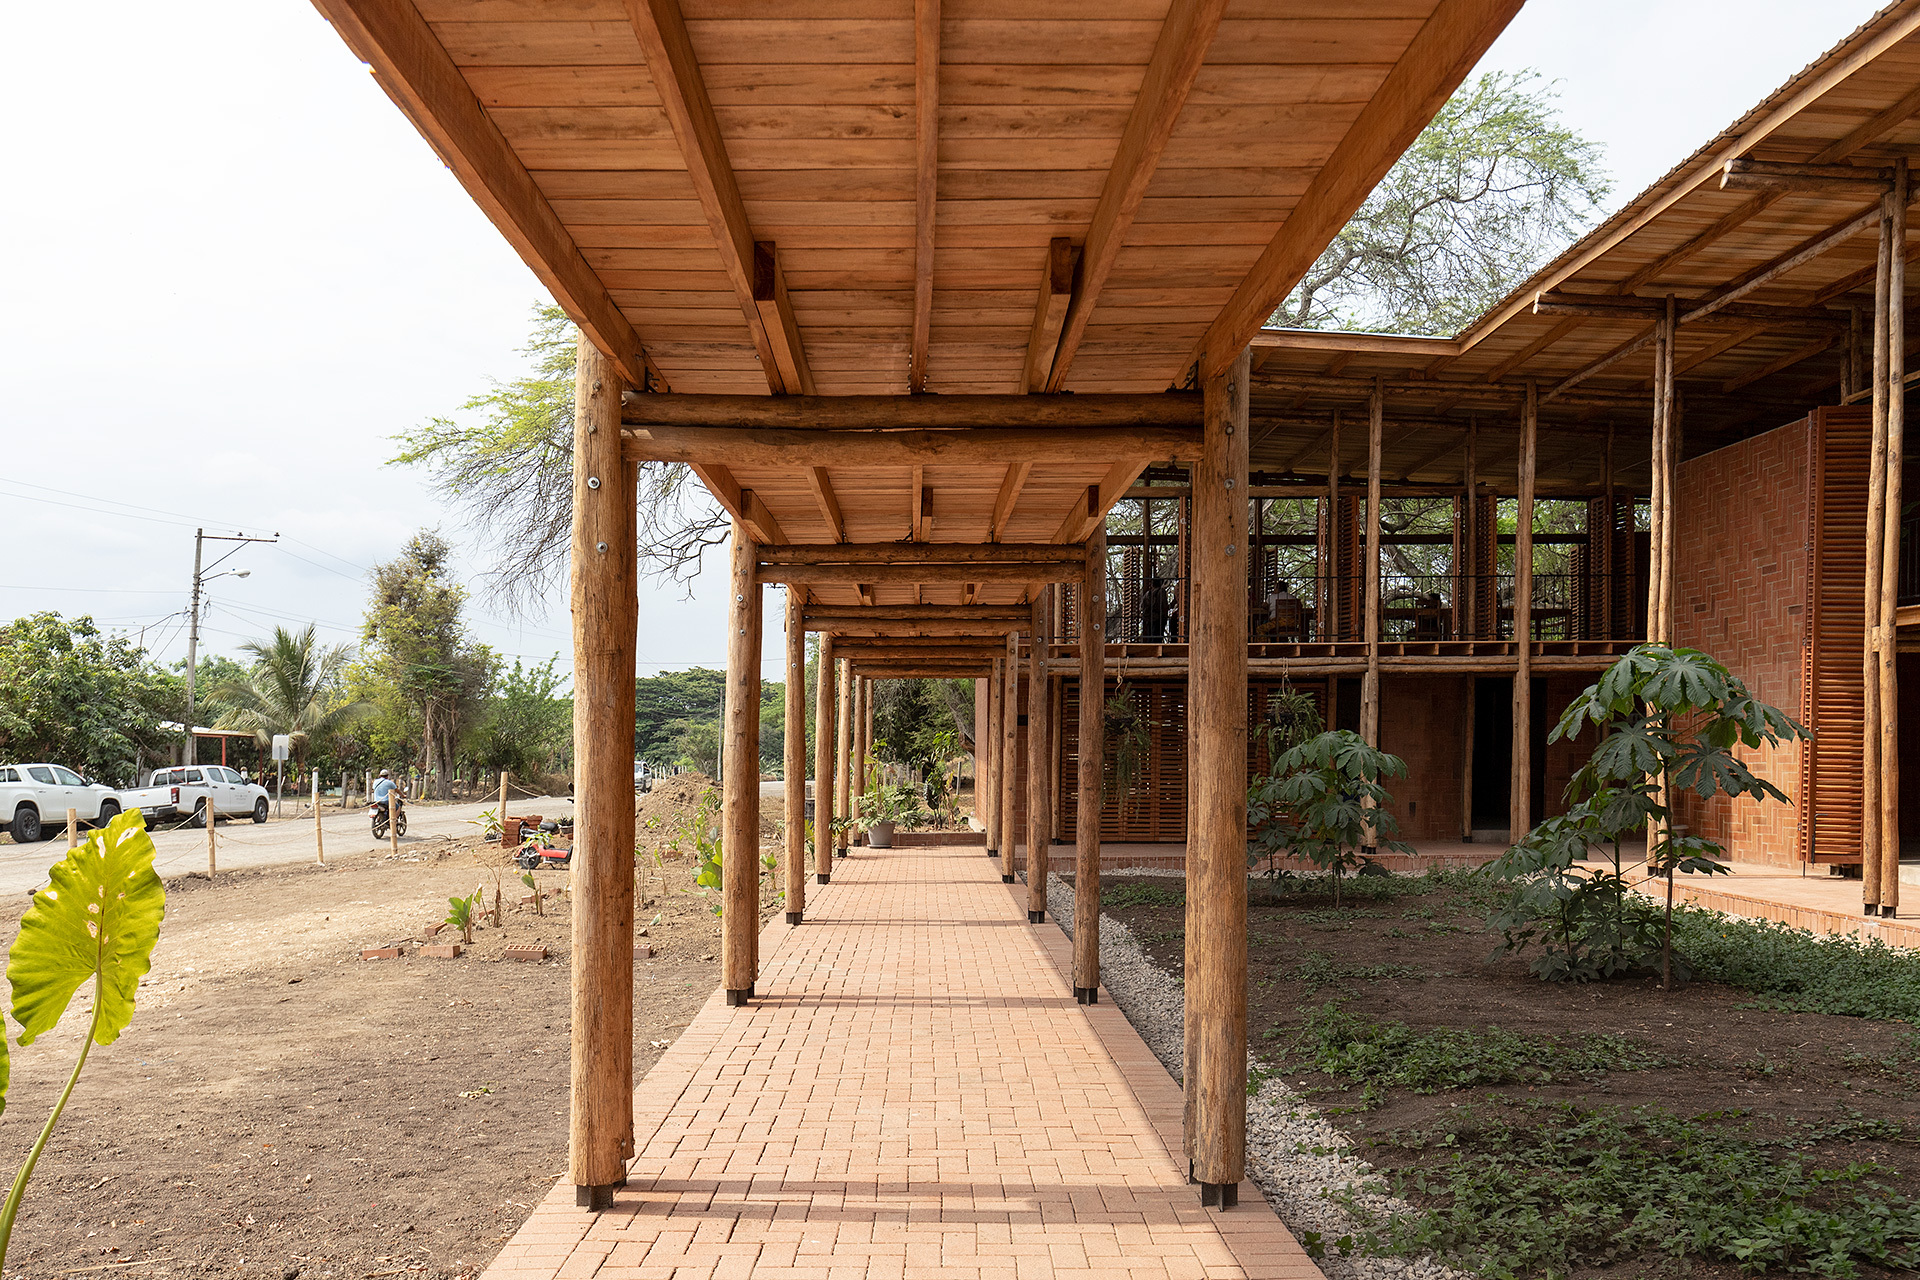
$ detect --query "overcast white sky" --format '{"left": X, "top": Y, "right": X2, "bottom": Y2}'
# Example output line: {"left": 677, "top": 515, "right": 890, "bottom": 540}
{"left": 0, "top": 0, "right": 1885, "bottom": 688}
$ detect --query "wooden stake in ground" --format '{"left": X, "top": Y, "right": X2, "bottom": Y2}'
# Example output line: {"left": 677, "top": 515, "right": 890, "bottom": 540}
{"left": 313, "top": 769, "right": 325, "bottom": 865}
{"left": 723, "top": 517, "right": 763, "bottom": 1004}
{"left": 1024, "top": 588, "right": 1053, "bottom": 923}
{"left": 66, "top": 807, "right": 78, "bottom": 849}
{"left": 783, "top": 586, "right": 807, "bottom": 924}
{"left": 813, "top": 634, "right": 836, "bottom": 884}
{"left": 1073, "top": 523, "right": 1107, "bottom": 1003}
{"left": 1186, "top": 348, "right": 1250, "bottom": 1209}
{"left": 1510, "top": 381, "right": 1537, "bottom": 845}
{"left": 207, "top": 800, "right": 217, "bottom": 878}
{"left": 567, "top": 332, "right": 637, "bottom": 1207}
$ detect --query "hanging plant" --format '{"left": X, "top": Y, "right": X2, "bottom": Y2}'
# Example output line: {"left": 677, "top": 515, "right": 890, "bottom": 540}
{"left": 1103, "top": 682, "right": 1156, "bottom": 823}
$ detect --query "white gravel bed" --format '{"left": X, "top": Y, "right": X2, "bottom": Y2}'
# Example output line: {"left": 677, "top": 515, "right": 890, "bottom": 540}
{"left": 1046, "top": 873, "right": 1467, "bottom": 1280}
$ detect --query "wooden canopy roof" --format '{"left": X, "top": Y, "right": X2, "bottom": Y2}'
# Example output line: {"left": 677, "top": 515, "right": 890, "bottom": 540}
{"left": 312, "top": 0, "right": 1520, "bottom": 607}
{"left": 1254, "top": 0, "right": 1920, "bottom": 489}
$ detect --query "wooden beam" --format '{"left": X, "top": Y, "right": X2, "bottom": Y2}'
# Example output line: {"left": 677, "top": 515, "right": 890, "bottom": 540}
{"left": 1483, "top": 318, "right": 1580, "bottom": 383}
{"left": 1025, "top": 238, "right": 1081, "bottom": 393}
{"left": 1680, "top": 204, "right": 1883, "bottom": 325}
{"left": 1396, "top": 427, "right": 1466, "bottom": 481}
{"left": 761, "top": 562, "right": 1086, "bottom": 585}
{"left": 1199, "top": 0, "right": 1520, "bottom": 377}
{"left": 833, "top": 636, "right": 1010, "bottom": 651}
{"left": 765, "top": 543, "right": 1085, "bottom": 565}
{"left": 1664, "top": 321, "right": 1772, "bottom": 382}
{"left": 1249, "top": 329, "right": 1461, "bottom": 357}
{"left": 806, "top": 467, "right": 847, "bottom": 543}
{"left": 722, "top": 519, "right": 761, "bottom": 1004}
{"left": 991, "top": 462, "right": 1034, "bottom": 543}
{"left": 807, "top": 605, "right": 1030, "bottom": 622}
{"left": 1720, "top": 157, "right": 1894, "bottom": 194}
{"left": 623, "top": 0, "right": 809, "bottom": 395}
{"left": 627, "top": 427, "right": 1197, "bottom": 468}
{"left": 566, "top": 333, "right": 636, "bottom": 1206}
{"left": 751, "top": 243, "right": 815, "bottom": 395}
{"left": 622, "top": 392, "right": 1202, "bottom": 430}
{"left": 1186, "top": 348, "right": 1249, "bottom": 1204}
{"left": 1025, "top": 591, "right": 1054, "bottom": 916}
{"left": 1510, "top": 382, "right": 1536, "bottom": 844}
{"left": 310, "top": 0, "right": 656, "bottom": 389}
{"left": 910, "top": 0, "right": 940, "bottom": 394}
{"left": 1720, "top": 334, "right": 1835, "bottom": 394}
{"left": 1046, "top": 0, "right": 1231, "bottom": 390}
{"left": 1532, "top": 294, "right": 1848, "bottom": 324}
{"left": 1073, "top": 522, "right": 1106, "bottom": 1004}
{"left": 912, "top": 466, "right": 930, "bottom": 542}
{"left": 688, "top": 464, "right": 786, "bottom": 546}
{"left": 1053, "top": 465, "right": 1148, "bottom": 544}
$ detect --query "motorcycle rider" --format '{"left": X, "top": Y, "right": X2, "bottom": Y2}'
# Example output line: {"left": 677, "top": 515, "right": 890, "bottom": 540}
{"left": 371, "top": 769, "right": 404, "bottom": 834}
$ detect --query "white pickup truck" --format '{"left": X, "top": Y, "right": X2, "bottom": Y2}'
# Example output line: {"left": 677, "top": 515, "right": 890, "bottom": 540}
{"left": 0, "top": 763, "right": 132, "bottom": 843}
{"left": 117, "top": 765, "right": 270, "bottom": 829}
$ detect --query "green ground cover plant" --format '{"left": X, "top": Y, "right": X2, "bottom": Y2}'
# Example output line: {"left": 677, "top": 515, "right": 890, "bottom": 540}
{"left": 1671, "top": 907, "right": 1920, "bottom": 1024}
{"left": 1357, "top": 1102, "right": 1920, "bottom": 1279}
{"left": 1099, "top": 883, "right": 1184, "bottom": 910}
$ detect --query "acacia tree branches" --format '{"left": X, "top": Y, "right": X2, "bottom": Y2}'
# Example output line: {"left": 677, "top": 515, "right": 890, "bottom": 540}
{"left": 1275, "top": 70, "right": 1610, "bottom": 336}
{"left": 392, "top": 304, "right": 726, "bottom": 609}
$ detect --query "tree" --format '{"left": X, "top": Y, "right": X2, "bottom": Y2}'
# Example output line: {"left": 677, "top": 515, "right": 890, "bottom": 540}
{"left": 1273, "top": 70, "right": 1609, "bottom": 336}
{"left": 361, "top": 531, "right": 495, "bottom": 798}
{"left": 481, "top": 656, "right": 572, "bottom": 781}
{"left": 634, "top": 668, "right": 725, "bottom": 763}
{"left": 213, "top": 624, "right": 369, "bottom": 785}
{"left": 391, "top": 304, "right": 726, "bottom": 607}
{"left": 0, "top": 614, "right": 175, "bottom": 786}
{"left": 1248, "top": 730, "right": 1412, "bottom": 907}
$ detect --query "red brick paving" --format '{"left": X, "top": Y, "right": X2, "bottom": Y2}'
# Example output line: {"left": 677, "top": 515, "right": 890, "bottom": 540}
{"left": 482, "top": 846, "right": 1324, "bottom": 1280}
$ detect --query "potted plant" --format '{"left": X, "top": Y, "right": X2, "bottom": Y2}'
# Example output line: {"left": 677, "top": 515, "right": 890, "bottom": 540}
{"left": 857, "top": 781, "right": 922, "bottom": 849}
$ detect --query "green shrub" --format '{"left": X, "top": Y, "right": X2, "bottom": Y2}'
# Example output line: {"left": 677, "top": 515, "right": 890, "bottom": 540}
{"left": 1673, "top": 907, "right": 1920, "bottom": 1024}
{"left": 1100, "top": 883, "right": 1184, "bottom": 910}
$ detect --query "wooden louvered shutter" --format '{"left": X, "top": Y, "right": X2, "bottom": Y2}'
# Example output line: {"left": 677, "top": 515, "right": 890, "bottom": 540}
{"left": 1800, "top": 405, "right": 1872, "bottom": 864}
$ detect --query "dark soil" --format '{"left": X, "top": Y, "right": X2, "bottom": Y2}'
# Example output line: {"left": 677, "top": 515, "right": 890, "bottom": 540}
{"left": 0, "top": 775, "right": 769, "bottom": 1279}
{"left": 1101, "top": 873, "right": 1920, "bottom": 1279}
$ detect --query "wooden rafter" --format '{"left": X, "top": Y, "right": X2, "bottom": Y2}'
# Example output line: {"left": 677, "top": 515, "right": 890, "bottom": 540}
{"left": 910, "top": 0, "right": 940, "bottom": 394}
{"left": 1053, "top": 476, "right": 1131, "bottom": 544}
{"left": 1654, "top": 321, "right": 1771, "bottom": 385}
{"left": 912, "top": 467, "right": 930, "bottom": 542}
{"left": 626, "top": 426, "right": 1201, "bottom": 467}
{"left": 990, "top": 462, "right": 1033, "bottom": 542}
{"left": 623, "top": 0, "right": 811, "bottom": 395}
{"left": 1199, "top": 0, "right": 1521, "bottom": 377}
{"left": 620, "top": 392, "right": 1200, "bottom": 429}
{"left": 1721, "top": 334, "right": 1835, "bottom": 394}
{"left": 1024, "top": 238, "right": 1080, "bottom": 393}
{"left": 1397, "top": 429, "right": 1466, "bottom": 482}
{"left": 806, "top": 467, "right": 847, "bottom": 543}
{"left": 310, "top": 0, "right": 658, "bottom": 390}
{"left": 692, "top": 468, "right": 787, "bottom": 545}
{"left": 751, "top": 243, "right": 814, "bottom": 396}
{"left": 1044, "top": 0, "right": 1231, "bottom": 392}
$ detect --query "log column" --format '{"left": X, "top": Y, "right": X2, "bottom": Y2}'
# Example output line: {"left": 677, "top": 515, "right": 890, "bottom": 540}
{"left": 1074, "top": 524, "right": 1107, "bottom": 1002}
{"left": 1001, "top": 631, "right": 1020, "bottom": 884}
{"left": 1326, "top": 409, "right": 1342, "bottom": 640}
{"left": 1510, "top": 383, "right": 1538, "bottom": 844}
{"left": 568, "top": 335, "right": 637, "bottom": 1211}
{"left": 986, "top": 658, "right": 1003, "bottom": 858}
{"left": 1025, "top": 590, "right": 1054, "bottom": 922}
{"left": 783, "top": 588, "right": 807, "bottom": 925}
{"left": 1362, "top": 379, "right": 1383, "bottom": 748}
{"left": 836, "top": 655, "right": 852, "bottom": 857}
{"left": 814, "top": 634, "right": 836, "bottom": 885}
{"left": 1880, "top": 157, "right": 1907, "bottom": 916}
{"left": 723, "top": 518, "right": 762, "bottom": 1007}
{"left": 1186, "top": 348, "right": 1250, "bottom": 1209}
{"left": 851, "top": 676, "right": 868, "bottom": 844}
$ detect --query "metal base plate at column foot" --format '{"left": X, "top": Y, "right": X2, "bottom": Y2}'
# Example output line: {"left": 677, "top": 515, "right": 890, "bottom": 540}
{"left": 1199, "top": 1181, "right": 1239, "bottom": 1209}
{"left": 836, "top": 848, "right": 848, "bottom": 858}
{"left": 1028, "top": 910, "right": 1045, "bottom": 923}
{"left": 1075, "top": 986, "right": 1098, "bottom": 1004}
{"left": 786, "top": 911, "right": 803, "bottom": 925}
{"left": 817, "top": 872, "right": 831, "bottom": 885}
{"left": 987, "top": 848, "right": 999, "bottom": 858}
{"left": 1002, "top": 874, "right": 1015, "bottom": 883}
{"left": 725, "top": 988, "right": 750, "bottom": 1007}
{"left": 576, "top": 1182, "right": 620, "bottom": 1211}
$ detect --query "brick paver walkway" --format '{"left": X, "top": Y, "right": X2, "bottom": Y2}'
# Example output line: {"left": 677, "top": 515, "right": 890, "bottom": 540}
{"left": 482, "top": 846, "right": 1323, "bottom": 1280}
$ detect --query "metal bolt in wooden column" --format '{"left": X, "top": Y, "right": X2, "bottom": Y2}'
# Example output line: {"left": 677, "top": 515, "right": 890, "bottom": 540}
{"left": 1001, "top": 631, "right": 1020, "bottom": 883}
{"left": 1186, "top": 348, "right": 1249, "bottom": 1209}
{"left": 783, "top": 587, "right": 808, "bottom": 924}
{"left": 1026, "top": 589, "right": 1054, "bottom": 922}
{"left": 1510, "top": 382, "right": 1537, "bottom": 845}
{"left": 813, "top": 633, "right": 836, "bottom": 885}
{"left": 1073, "top": 522, "right": 1107, "bottom": 1002}
{"left": 723, "top": 518, "right": 762, "bottom": 1006}
{"left": 567, "top": 334, "right": 636, "bottom": 1211}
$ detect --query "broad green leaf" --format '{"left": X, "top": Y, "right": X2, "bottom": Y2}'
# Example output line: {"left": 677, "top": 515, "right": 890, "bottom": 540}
{"left": 10, "top": 808, "right": 166, "bottom": 1049}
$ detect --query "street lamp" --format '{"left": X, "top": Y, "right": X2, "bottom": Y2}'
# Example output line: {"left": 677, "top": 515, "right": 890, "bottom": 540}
{"left": 184, "top": 529, "right": 276, "bottom": 765}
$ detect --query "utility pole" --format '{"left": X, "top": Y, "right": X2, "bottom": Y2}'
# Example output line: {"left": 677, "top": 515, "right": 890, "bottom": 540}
{"left": 184, "top": 527, "right": 278, "bottom": 765}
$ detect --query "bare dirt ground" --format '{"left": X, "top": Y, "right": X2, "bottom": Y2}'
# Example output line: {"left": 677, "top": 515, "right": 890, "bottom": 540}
{"left": 0, "top": 774, "right": 767, "bottom": 1280}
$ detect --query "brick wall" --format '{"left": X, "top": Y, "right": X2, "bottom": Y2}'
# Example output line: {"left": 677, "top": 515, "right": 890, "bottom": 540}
{"left": 1672, "top": 420, "right": 1808, "bottom": 867}
{"left": 1378, "top": 674, "right": 1468, "bottom": 841}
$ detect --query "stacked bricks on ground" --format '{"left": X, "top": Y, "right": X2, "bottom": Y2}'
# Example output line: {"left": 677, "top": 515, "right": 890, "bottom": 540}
{"left": 1672, "top": 421, "right": 1808, "bottom": 867}
{"left": 481, "top": 846, "right": 1324, "bottom": 1280}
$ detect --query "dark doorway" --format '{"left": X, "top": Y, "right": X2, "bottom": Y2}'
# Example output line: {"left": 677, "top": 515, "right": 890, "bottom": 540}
{"left": 1471, "top": 677, "right": 1511, "bottom": 833}
{"left": 1901, "top": 654, "right": 1920, "bottom": 856}
{"left": 1334, "top": 677, "right": 1362, "bottom": 735}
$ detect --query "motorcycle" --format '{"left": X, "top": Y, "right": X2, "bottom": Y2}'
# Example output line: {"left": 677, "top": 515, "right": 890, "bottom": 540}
{"left": 370, "top": 796, "right": 409, "bottom": 839}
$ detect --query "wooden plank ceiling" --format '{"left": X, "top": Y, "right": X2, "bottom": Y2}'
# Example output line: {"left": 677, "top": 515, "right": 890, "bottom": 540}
{"left": 310, "top": 0, "right": 1519, "bottom": 606}
{"left": 1253, "top": 0, "right": 1920, "bottom": 491}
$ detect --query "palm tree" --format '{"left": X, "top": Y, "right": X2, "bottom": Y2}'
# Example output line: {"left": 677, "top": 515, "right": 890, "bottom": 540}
{"left": 215, "top": 625, "right": 368, "bottom": 787}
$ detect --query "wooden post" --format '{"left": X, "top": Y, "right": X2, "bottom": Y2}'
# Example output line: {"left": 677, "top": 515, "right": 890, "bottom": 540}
{"left": 784, "top": 587, "right": 807, "bottom": 925}
{"left": 1648, "top": 308, "right": 1669, "bottom": 645}
{"left": 1601, "top": 425, "right": 1616, "bottom": 639}
{"left": 1326, "top": 409, "right": 1341, "bottom": 640}
{"left": 1655, "top": 297, "right": 1678, "bottom": 642}
{"left": 388, "top": 791, "right": 399, "bottom": 856}
{"left": 66, "top": 807, "right": 78, "bottom": 849}
{"left": 567, "top": 333, "right": 637, "bottom": 1209}
{"left": 1511, "top": 382, "right": 1538, "bottom": 845}
{"left": 1866, "top": 196, "right": 1892, "bottom": 910}
{"left": 853, "top": 676, "right": 870, "bottom": 838}
{"left": 1460, "top": 682, "right": 1476, "bottom": 841}
{"left": 814, "top": 634, "right": 836, "bottom": 884}
{"left": 1074, "top": 525, "right": 1107, "bottom": 1002}
{"left": 314, "top": 768, "right": 325, "bottom": 865}
{"left": 1186, "top": 348, "right": 1249, "bottom": 1208}
{"left": 986, "top": 659, "right": 1003, "bottom": 857}
{"left": 499, "top": 770, "right": 509, "bottom": 832}
{"left": 1464, "top": 418, "right": 1478, "bottom": 639}
{"left": 1025, "top": 589, "right": 1054, "bottom": 922}
{"left": 1880, "top": 159, "right": 1908, "bottom": 915}
{"left": 1001, "top": 631, "right": 1020, "bottom": 883}
{"left": 723, "top": 517, "right": 762, "bottom": 1003}
{"left": 836, "top": 655, "right": 852, "bottom": 856}
{"left": 207, "top": 803, "right": 216, "bottom": 876}
{"left": 1362, "top": 379, "right": 1383, "bottom": 748}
